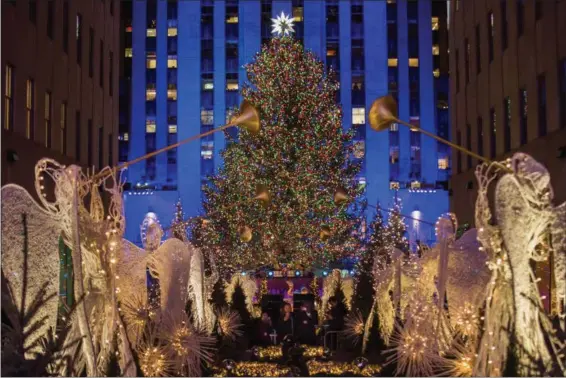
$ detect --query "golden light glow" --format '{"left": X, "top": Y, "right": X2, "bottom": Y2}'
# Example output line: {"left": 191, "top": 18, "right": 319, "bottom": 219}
{"left": 409, "top": 58, "right": 419, "bottom": 67}
{"left": 388, "top": 58, "right": 398, "bottom": 67}
{"left": 167, "top": 27, "right": 177, "bottom": 36}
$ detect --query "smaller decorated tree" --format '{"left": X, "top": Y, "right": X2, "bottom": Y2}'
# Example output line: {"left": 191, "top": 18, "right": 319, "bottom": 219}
{"left": 170, "top": 199, "right": 188, "bottom": 241}
{"left": 384, "top": 195, "right": 409, "bottom": 255}
{"left": 352, "top": 208, "right": 385, "bottom": 318}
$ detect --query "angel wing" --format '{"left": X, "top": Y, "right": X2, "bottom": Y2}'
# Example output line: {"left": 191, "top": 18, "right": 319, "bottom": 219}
{"left": 1, "top": 184, "right": 62, "bottom": 355}
{"left": 148, "top": 238, "right": 193, "bottom": 316}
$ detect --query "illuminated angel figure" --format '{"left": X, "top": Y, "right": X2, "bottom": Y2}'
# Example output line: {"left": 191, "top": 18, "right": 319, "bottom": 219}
{"left": 474, "top": 153, "right": 565, "bottom": 376}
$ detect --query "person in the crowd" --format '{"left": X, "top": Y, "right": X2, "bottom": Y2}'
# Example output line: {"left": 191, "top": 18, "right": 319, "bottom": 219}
{"left": 295, "top": 301, "right": 318, "bottom": 345}
{"left": 257, "top": 312, "right": 273, "bottom": 346}
{"left": 277, "top": 302, "right": 294, "bottom": 343}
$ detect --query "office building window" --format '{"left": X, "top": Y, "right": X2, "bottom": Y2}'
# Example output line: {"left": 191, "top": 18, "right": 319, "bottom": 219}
{"left": 201, "top": 109, "right": 213, "bottom": 125}
{"left": 538, "top": 74, "right": 546, "bottom": 136}
{"left": 29, "top": 0, "right": 37, "bottom": 23}
{"left": 61, "top": 102, "right": 67, "bottom": 155}
{"left": 26, "top": 79, "right": 35, "bottom": 139}
{"left": 226, "top": 80, "right": 238, "bottom": 91}
{"left": 432, "top": 17, "right": 439, "bottom": 31}
{"left": 409, "top": 59, "right": 419, "bottom": 67}
{"left": 4, "top": 64, "right": 14, "bottom": 131}
{"left": 147, "top": 57, "right": 157, "bottom": 69}
{"left": 455, "top": 49, "right": 460, "bottom": 92}
{"left": 501, "top": 0, "right": 508, "bottom": 50}
{"left": 488, "top": 12, "right": 494, "bottom": 62}
{"left": 87, "top": 120, "right": 93, "bottom": 167}
{"left": 44, "top": 92, "right": 52, "bottom": 148}
{"left": 47, "top": 0, "right": 54, "bottom": 39}
{"left": 63, "top": 1, "right": 69, "bottom": 53}
{"left": 465, "top": 39, "right": 470, "bottom": 83}
{"left": 75, "top": 111, "right": 81, "bottom": 161}
{"left": 466, "top": 123, "right": 472, "bottom": 169}
{"left": 88, "top": 28, "right": 94, "bottom": 78}
{"left": 559, "top": 59, "right": 566, "bottom": 129}
{"left": 352, "top": 108, "right": 365, "bottom": 125}
{"left": 490, "top": 108, "right": 496, "bottom": 158}
{"left": 517, "top": 0, "right": 524, "bottom": 36}
{"left": 201, "top": 140, "right": 214, "bottom": 160}
{"left": 146, "top": 84, "right": 156, "bottom": 101}
{"left": 167, "top": 55, "right": 177, "bottom": 68}
{"left": 504, "top": 97, "right": 511, "bottom": 152}
{"left": 76, "top": 14, "right": 82, "bottom": 65}
{"left": 520, "top": 88, "right": 528, "bottom": 144}
{"left": 475, "top": 24, "right": 481, "bottom": 74}
{"left": 477, "top": 116, "right": 484, "bottom": 157}
{"left": 535, "top": 0, "right": 542, "bottom": 20}
{"left": 438, "top": 157, "right": 449, "bottom": 170}
{"left": 99, "top": 41, "right": 104, "bottom": 88}
{"left": 146, "top": 119, "right": 156, "bottom": 133}
{"left": 98, "top": 126, "right": 104, "bottom": 169}
{"left": 167, "top": 84, "right": 177, "bottom": 100}
{"left": 108, "top": 133, "right": 113, "bottom": 166}
{"left": 456, "top": 130, "right": 462, "bottom": 173}
{"left": 109, "top": 51, "right": 113, "bottom": 96}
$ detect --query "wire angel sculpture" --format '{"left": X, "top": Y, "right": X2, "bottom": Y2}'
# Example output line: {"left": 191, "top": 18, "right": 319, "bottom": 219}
{"left": 473, "top": 153, "right": 565, "bottom": 376}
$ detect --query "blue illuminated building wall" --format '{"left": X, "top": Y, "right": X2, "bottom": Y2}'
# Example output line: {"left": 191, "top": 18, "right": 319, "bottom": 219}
{"left": 121, "top": 0, "right": 450, "bottom": 247}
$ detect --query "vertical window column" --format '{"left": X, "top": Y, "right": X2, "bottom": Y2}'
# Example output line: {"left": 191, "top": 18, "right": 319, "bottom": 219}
{"left": 26, "top": 79, "right": 35, "bottom": 139}
{"left": 490, "top": 108, "right": 496, "bottom": 158}
{"left": 145, "top": 0, "right": 157, "bottom": 182}
{"left": 45, "top": 92, "right": 52, "bottom": 148}
{"left": 520, "top": 88, "right": 528, "bottom": 145}
{"left": 167, "top": 0, "right": 178, "bottom": 186}
{"left": 408, "top": 0, "right": 421, "bottom": 180}
{"left": 387, "top": 1, "right": 399, "bottom": 183}
{"left": 538, "top": 74, "right": 546, "bottom": 137}
{"left": 201, "top": 2, "right": 214, "bottom": 189}
{"left": 61, "top": 102, "right": 67, "bottom": 155}
{"left": 4, "top": 64, "right": 14, "bottom": 131}
{"left": 504, "top": 97, "right": 511, "bottom": 152}
{"left": 226, "top": 0, "right": 239, "bottom": 141}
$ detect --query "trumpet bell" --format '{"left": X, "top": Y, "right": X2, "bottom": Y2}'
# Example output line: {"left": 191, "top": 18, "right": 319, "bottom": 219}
{"left": 228, "top": 100, "right": 261, "bottom": 134}
{"left": 239, "top": 225, "right": 253, "bottom": 243}
{"left": 333, "top": 188, "right": 349, "bottom": 206}
{"left": 320, "top": 226, "right": 332, "bottom": 242}
{"left": 368, "top": 95, "right": 399, "bottom": 132}
{"left": 254, "top": 184, "right": 271, "bottom": 208}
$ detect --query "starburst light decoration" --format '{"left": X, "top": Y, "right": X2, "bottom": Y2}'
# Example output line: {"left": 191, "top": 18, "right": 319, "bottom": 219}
{"left": 271, "top": 11, "right": 295, "bottom": 36}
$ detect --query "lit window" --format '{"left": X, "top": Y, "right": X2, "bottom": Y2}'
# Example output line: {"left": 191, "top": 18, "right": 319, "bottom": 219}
{"left": 168, "top": 85, "right": 177, "bottom": 100}
{"left": 167, "top": 27, "right": 177, "bottom": 37}
{"left": 409, "top": 58, "right": 419, "bottom": 67}
{"left": 146, "top": 88, "right": 156, "bottom": 101}
{"left": 226, "top": 81, "right": 238, "bottom": 91}
{"left": 146, "top": 28, "right": 156, "bottom": 37}
{"left": 168, "top": 125, "right": 177, "bottom": 133}
{"left": 146, "top": 59, "right": 156, "bottom": 69}
{"left": 388, "top": 58, "right": 398, "bottom": 67}
{"left": 125, "top": 48, "right": 132, "bottom": 58}
{"left": 226, "top": 16, "right": 239, "bottom": 24}
{"left": 146, "top": 120, "right": 156, "bottom": 133}
{"left": 352, "top": 108, "right": 365, "bottom": 125}
{"left": 327, "top": 49, "right": 337, "bottom": 57}
{"left": 120, "top": 132, "right": 129, "bottom": 141}
{"left": 390, "top": 181, "right": 400, "bottom": 190}
{"left": 293, "top": 7, "right": 304, "bottom": 22}
{"left": 390, "top": 123, "right": 398, "bottom": 131}
{"left": 167, "top": 56, "right": 177, "bottom": 68}
{"left": 432, "top": 45, "right": 440, "bottom": 55}
{"left": 126, "top": 26, "right": 132, "bottom": 33}
{"left": 433, "top": 69, "right": 440, "bottom": 78}
{"left": 437, "top": 100, "right": 449, "bottom": 109}
{"left": 358, "top": 177, "right": 367, "bottom": 186}
{"left": 432, "top": 17, "right": 439, "bottom": 31}
{"left": 203, "top": 82, "right": 214, "bottom": 90}
{"left": 390, "top": 146, "right": 399, "bottom": 163}
{"left": 201, "top": 109, "right": 214, "bottom": 125}
{"left": 410, "top": 181, "right": 421, "bottom": 189}
{"left": 201, "top": 141, "right": 214, "bottom": 159}
{"left": 438, "top": 157, "right": 449, "bottom": 170}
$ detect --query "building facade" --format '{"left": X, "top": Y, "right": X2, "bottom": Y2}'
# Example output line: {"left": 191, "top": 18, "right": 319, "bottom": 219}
{"left": 449, "top": 0, "right": 566, "bottom": 225}
{"left": 1, "top": 0, "right": 120, "bottom": 198}
{"left": 122, "top": 0, "right": 450, "bottom": 246}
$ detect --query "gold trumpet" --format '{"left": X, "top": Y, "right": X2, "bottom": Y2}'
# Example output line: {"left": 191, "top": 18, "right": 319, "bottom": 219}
{"left": 368, "top": 95, "right": 511, "bottom": 172}
{"left": 91, "top": 100, "right": 260, "bottom": 182}
{"left": 239, "top": 225, "right": 253, "bottom": 243}
{"left": 333, "top": 187, "right": 349, "bottom": 205}
{"left": 319, "top": 225, "right": 332, "bottom": 242}
{"left": 254, "top": 184, "right": 272, "bottom": 208}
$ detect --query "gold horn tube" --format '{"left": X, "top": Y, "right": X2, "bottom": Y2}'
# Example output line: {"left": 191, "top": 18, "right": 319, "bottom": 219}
{"left": 368, "top": 95, "right": 511, "bottom": 172}
{"left": 333, "top": 187, "right": 349, "bottom": 206}
{"left": 254, "top": 184, "right": 271, "bottom": 208}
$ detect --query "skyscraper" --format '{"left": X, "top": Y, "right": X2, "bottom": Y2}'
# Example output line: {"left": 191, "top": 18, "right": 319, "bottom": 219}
{"left": 2, "top": 0, "right": 120, "bottom": 197}
{"left": 122, "top": 0, "right": 450, "bottom": 246}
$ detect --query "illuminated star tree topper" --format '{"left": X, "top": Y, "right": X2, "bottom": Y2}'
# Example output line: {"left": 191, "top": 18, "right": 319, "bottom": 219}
{"left": 271, "top": 11, "right": 295, "bottom": 37}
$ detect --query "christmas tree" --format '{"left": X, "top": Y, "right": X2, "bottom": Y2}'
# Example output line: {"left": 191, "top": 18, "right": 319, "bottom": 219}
{"left": 352, "top": 207, "right": 386, "bottom": 318}
{"left": 384, "top": 195, "right": 409, "bottom": 254}
{"left": 193, "top": 35, "right": 361, "bottom": 272}
{"left": 170, "top": 198, "right": 188, "bottom": 241}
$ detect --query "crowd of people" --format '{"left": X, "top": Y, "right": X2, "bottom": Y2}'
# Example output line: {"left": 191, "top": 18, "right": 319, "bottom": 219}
{"left": 255, "top": 296, "right": 347, "bottom": 348}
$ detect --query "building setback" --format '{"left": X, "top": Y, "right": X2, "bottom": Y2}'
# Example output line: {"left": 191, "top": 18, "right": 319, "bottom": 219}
{"left": 121, "top": 0, "right": 450, "bottom": 246}
{"left": 2, "top": 0, "right": 120, "bottom": 198}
